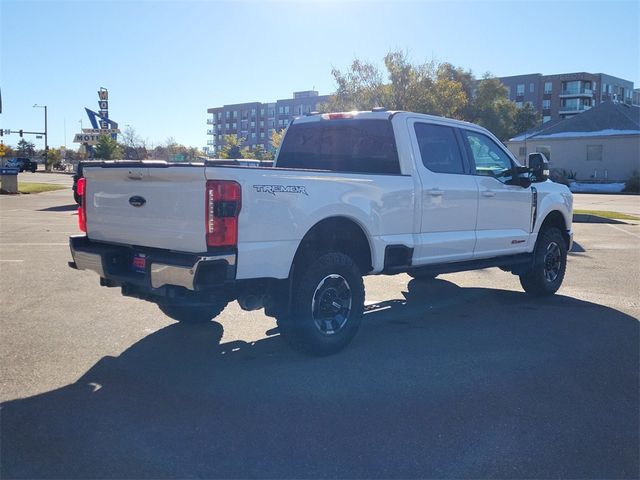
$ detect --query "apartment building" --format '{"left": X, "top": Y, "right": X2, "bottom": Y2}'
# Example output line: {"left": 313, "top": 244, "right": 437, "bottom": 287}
{"left": 498, "top": 72, "right": 634, "bottom": 124}
{"left": 205, "top": 90, "right": 331, "bottom": 155}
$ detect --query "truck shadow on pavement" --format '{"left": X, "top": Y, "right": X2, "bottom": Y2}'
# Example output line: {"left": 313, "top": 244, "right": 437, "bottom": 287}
{"left": 2, "top": 279, "right": 638, "bottom": 479}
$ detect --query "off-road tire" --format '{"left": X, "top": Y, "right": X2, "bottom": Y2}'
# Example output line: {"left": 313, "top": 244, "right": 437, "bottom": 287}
{"left": 277, "top": 252, "right": 365, "bottom": 355}
{"left": 519, "top": 227, "right": 567, "bottom": 296}
{"left": 158, "top": 298, "right": 228, "bottom": 324}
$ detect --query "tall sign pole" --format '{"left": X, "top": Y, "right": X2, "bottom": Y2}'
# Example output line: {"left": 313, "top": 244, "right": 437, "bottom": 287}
{"left": 33, "top": 104, "right": 48, "bottom": 167}
{"left": 44, "top": 105, "right": 48, "bottom": 166}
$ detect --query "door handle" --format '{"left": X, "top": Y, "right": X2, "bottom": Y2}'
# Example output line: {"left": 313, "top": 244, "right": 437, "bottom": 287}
{"left": 427, "top": 189, "right": 444, "bottom": 197}
{"left": 481, "top": 190, "right": 496, "bottom": 197}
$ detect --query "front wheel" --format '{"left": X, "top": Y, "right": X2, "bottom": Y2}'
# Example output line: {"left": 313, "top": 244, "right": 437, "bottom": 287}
{"left": 158, "top": 298, "right": 228, "bottom": 324}
{"left": 277, "top": 252, "right": 365, "bottom": 355}
{"left": 519, "top": 227, "right": 567, "bottom": 296}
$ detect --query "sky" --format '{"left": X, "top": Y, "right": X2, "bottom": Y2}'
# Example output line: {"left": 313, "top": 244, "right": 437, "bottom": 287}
{"left": 1, "top": 0, "right": 639, "bottom": 151}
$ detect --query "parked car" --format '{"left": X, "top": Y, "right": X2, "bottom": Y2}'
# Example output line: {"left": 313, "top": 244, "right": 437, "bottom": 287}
{"left": 69, "top": 110, "right": 573, "bottom": 355}
{"left": 6, "top": 157, "right": 37, "bottom": 173}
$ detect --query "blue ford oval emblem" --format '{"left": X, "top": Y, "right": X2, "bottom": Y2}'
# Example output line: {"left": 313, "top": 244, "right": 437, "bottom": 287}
{"left": 129, "top": 195, "right": 146, "bottom": 207}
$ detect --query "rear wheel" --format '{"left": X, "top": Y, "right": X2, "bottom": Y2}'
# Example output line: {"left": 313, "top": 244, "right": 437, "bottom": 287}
{"left": 158, "top": 297, "right": 228, "bottom": 324}
{"left": 277, "top": 252, "right": 365, "bottom": 355}
{"left": 519, "top": 227, "right": 567, "bottom": 296}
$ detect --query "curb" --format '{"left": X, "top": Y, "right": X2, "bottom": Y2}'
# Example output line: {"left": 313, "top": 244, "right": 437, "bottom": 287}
{"left": 573, "top": 214, "right": 628, "bottom": 224}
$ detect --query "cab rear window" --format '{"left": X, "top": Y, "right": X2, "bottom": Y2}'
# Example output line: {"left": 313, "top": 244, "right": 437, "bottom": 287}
{"left": 277, "top": 119, "right": 401, "bottom": 174}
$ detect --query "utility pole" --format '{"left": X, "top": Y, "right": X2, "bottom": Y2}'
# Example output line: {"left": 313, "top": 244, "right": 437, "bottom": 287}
{"left": 33, "top": 104, "right": 48, "bottom": 168}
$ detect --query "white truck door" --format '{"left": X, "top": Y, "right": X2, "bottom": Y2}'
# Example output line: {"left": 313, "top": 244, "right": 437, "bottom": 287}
{"left": 408, "top": 119, "right": 479, "bottom": 265}
{"left": 459, "top": 129, "right": 533, "bottom": 258}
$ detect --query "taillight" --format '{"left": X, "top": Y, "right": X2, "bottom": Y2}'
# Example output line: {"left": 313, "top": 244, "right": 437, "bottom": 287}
{"left": 77, "top": 177, "right": 87, "bottom": 233}
{"left": 206, "top": 180, "right": 241, "bottom": 247}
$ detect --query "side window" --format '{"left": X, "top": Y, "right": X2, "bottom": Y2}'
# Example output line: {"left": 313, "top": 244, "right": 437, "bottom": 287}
{"left": 462, "top": 130, "right": 513, "bottom": 180}
{"left": 414, "top": 123, "right": 465, "bottom": 175}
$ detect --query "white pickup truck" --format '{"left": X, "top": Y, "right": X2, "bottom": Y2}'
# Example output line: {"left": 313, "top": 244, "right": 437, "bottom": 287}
{"left": 70, "top": 111, "right": 573, "bottom": 354}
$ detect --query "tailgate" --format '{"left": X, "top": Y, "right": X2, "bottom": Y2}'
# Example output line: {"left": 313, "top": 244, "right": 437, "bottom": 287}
{"left": 85, "top": 165, "right": 207, "bottom": 253}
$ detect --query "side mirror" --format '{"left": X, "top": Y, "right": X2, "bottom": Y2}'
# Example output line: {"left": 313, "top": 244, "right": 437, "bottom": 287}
{"left": 528, "top": 152, "right": 549, "bottom": 182}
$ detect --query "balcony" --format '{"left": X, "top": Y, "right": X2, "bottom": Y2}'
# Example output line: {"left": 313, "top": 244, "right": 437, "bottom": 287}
{"left": 560, "top": 87, "right": 593, "bottom": 98}
{"left": 207, "top": 129, "right": 214, "bottom": 135}
{"left": 207, "top": 118, "right": 214, "bottom": 124}
{"left": 559, "top": 104, "right": 592, "bottom": 114}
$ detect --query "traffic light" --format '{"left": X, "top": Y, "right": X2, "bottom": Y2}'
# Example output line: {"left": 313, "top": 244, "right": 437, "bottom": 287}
{"left": 0, "top": 129, "right": 3, "bottom": 137}
{"left": 19, "top": 129, "right": 23, "bottom": 137}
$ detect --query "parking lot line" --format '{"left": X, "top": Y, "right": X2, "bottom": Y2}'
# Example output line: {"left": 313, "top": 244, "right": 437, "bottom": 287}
{"left": 607, "top": 223, "right": 640, "bottom": 239}
{"left": 0, "top": 243, "right": 68, "bottom": 246}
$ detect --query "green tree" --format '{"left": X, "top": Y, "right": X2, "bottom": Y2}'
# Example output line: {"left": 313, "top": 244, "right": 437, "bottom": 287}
{"left": 270, "top": 129, "right": 286, "bottom": 152}
{"left": 16, "top": 139, "right": 36, "bottom": 157}
{"left": 94, "top": 135, "right": 123, "bottom": 160}
{"left": 45, "top": 147, "right": 61, "bottom": 169}
{"left": 324, "top": 50, "right": 468, "bottom": 118}
{"left": 218, "top": 135, "right": 245, "bottom": 159}
{"left": 513, "top": 102, "right": 541, "bottom": 136}
{"left": 240, "top": 144, "right": 273, "bottom": 161}
{"left": 470, "top": 76, "right": 518, "bottom": 141}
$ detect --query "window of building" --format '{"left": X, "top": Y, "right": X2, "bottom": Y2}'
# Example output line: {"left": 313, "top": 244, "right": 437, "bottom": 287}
{"left": 251, "top": 121, "right": 255, "bottom": 128}
{"left": 232, "top": 122, "right": 237, "bottom": 129}
{"left": 278, "top": 106, "right": 284, "bottom": 114}
{"left": 251, "top": 108, "right": 256, "bottom": 116}
{"left": 462, "top": 130, "right": 513, "bottom": 180}
{"left": 260, "top": 120, "right": 264, "bottom": 127}
{"left": 544, "top": 82, "right": 552, "bottom": 94}
{"left": 251, "top": 133, "right": 256, "bottom": 139}
{"left": 260, "top": 108, "right": 265, "bottom": 116}
{"left": 225, "top": 111, "right": 230, "bottom": 119}
{"left": 232, "top": 111, "right": 237, "bottom": 119}
{"left": 260, "top": 132, "right": 265, "bottom": 138}
{"left": 518, "top": 146, "right": 527, "bottom": 158}
{"left": 543, "top": 115, "right": 551, "bottom": 123}
{"left": 225, "top": 123, "right": 230, "bottom": 129}
{"left": 529, "top": 83, "right": 535, "bottom": 93}
{"left": 587, "top": 145, "right": 603, "bottom": 161}
{"left": 284, "top": 106, "right": 290, "bottom": 114}
{"left": 414, "top": 123, "right": 465, "bottom": 174}
{"left": 516, "top": 84, "right": 525, "bottom": 96}
{"left": 563, "top": 80, "right": 580, "bottom": 94}
{"left": 277, "top": 119, "right": 400, "bottom": 174}
{"left": 269, "top": 108, "right": 275, "bottom": 117}
{"left": 542, "top": 99, "right": 551, "bottom": 109}
{"left": 515, "top": 101, "right": 523, "bottom": 108}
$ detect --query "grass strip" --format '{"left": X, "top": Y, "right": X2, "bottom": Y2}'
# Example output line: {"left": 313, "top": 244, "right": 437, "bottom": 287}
{"left": 0, "top": 181, "right": 67, "bottom": 194}
{"left": 574, "top": 209, "right": 640, "bottom": 221}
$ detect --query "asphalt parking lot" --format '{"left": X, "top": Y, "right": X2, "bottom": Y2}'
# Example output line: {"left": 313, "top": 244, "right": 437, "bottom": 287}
{"left": 1, "top": 178, "right": 638, "bottom": 479}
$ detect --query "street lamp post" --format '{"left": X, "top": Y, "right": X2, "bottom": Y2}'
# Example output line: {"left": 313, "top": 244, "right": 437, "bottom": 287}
{"left": 33, "top": 104, "right": 48, "bottom": 169}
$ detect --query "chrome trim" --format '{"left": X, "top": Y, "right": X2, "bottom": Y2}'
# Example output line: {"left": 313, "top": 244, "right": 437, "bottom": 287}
{"left": 150, "top": 263, "right": 194, "bottom": 290}
{"left": 150, "top": 253, "right": 236, "bottom": 290}
{"left": 72, "top": 250, "right": 105, "bottom": 277}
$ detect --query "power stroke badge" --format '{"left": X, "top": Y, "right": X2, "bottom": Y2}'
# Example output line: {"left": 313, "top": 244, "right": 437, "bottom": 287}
{"left": 253, "top": 185, "right": 308, "bottom": 196}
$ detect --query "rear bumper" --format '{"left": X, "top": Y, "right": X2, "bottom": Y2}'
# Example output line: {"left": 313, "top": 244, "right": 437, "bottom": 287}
{"left": 69, "top": 235, "right": 236, "bottom": 292}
